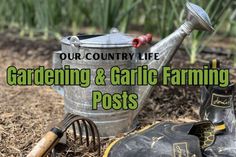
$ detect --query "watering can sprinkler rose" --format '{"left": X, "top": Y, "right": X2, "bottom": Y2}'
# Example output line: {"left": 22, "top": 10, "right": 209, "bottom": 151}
{"left": 52, "top": 2, "right": 214, "bottom": 137}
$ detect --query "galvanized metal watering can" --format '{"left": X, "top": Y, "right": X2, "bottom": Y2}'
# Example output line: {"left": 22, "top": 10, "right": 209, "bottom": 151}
{"left": 53, "top": 2, "right": 214, "bottom": 137}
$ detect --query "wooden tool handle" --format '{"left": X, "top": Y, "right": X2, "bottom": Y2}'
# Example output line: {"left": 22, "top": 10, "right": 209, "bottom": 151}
{"left": 27, "top": 128, "right": 63, "bottom": 157}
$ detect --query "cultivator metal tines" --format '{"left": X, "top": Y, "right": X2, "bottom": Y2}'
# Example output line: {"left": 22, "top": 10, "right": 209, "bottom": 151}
{"left": 27, "top": 113, "right": 100, "bottom": 157}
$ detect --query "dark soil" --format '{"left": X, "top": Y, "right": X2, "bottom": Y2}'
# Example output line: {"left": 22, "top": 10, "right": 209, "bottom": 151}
{"left": 0, "top": 32, "right": 235, "bottom": 157}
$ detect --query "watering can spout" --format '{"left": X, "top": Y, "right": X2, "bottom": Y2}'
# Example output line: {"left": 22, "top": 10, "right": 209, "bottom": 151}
{"left": 147, "top": 1, "right": 215, "bottom": 68}
{"left": 134, "top": 2, "right": 214, "bottom": 118}
{"left": 147, "top": 2, "right": 215, "bottom": 67}
{"left": 185, "top": 2, "right": 214, "bottom": 32}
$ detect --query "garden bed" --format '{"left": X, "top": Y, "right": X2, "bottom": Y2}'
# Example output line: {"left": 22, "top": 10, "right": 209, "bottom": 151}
{"left": 0, "top": 32, "right": 235, "bottom": 157}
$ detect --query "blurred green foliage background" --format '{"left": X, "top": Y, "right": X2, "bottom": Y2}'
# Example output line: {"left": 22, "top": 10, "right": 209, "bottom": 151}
{"left": 0, "top": 0, "right": 235, "bottom": 63}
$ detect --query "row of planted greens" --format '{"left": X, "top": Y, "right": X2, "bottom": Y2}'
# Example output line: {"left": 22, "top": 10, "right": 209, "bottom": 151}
{"left": 0, "top": 0, "right": 235, "bottom": 63}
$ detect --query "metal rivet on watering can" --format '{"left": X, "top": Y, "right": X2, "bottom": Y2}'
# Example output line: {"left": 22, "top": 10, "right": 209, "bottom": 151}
{"left": 70, "top": 36, "right": 85, "bottom": 59}
{"left": 70, "top": 36, "right": 80, "bottom": 47}
{"left": 110, "top": 27, "right": 119, "bottom": 33}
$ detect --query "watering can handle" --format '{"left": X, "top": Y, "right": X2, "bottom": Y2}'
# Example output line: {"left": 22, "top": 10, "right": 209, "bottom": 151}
{"left": 132, "top": 33, "right": 152, "bottom": 48}
{"left": 52, "top": 51, "right": 64, "bottom": 96}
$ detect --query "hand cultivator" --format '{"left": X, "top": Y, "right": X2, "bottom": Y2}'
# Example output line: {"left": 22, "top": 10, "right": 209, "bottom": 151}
{"left": 27, "top": 113, "right": 100, "bottom": 157}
